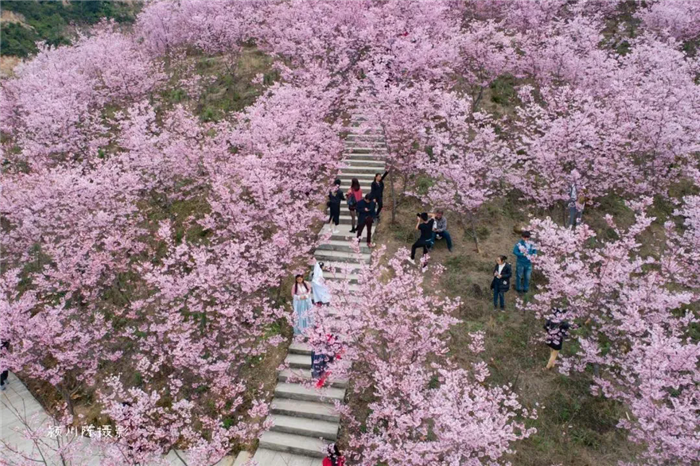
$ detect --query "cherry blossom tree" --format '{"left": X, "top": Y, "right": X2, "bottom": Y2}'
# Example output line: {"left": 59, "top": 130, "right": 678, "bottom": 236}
{"left": 524, "top": 200, "right": 700, "bottom": 465}
{"left": 637, "top": 0, "right": 700, "bottom": 42}
{"left": 314, "top": 249, "right": 536, "bottom": 465}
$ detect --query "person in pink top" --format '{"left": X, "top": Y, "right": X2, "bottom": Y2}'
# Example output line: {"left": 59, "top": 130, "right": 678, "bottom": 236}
{"left": 346, "top": 178, "right": 362, "bottom": 233}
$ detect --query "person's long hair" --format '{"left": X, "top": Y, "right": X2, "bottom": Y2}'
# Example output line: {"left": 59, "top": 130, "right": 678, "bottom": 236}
{"left": 294, "top": 274, "right": 308, "bottom": 294}
{"left": 351, "top": 178, "right": 360, "bottom": 191}
{"left": 327, "top": 443, "right": 342, "bottom": 466}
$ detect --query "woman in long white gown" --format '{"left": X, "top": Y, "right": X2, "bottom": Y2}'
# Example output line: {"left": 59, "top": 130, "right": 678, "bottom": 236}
{"left": 312, "top": 262, "right": 331, "bottom": 305}
{"left": 292, "top": 274, "right": 313, "bottom": 335}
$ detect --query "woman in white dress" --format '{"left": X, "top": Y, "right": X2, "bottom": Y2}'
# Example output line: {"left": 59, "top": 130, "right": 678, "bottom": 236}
{"left": 312, "top": 262, "right": 331, "bottom": 305}
{"left": 292, "top": 274, "right": 313, "bottom": 335}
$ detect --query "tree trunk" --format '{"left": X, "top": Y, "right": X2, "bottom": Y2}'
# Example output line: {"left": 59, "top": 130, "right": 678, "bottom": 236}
{"left": 59, "top": 384, "right": 75, "bottom": 416}
{"left": 472, "top": 85, "right": 485, "bottom": 112}
{"left": 468, "top": 212, "right": 481, "bottom": 254}
{"left": 389, "top": 170, "right": 397, "bottom": 224}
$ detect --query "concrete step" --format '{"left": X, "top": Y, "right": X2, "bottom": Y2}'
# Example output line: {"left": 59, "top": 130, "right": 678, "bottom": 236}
{"left": 336, "top": 214, "right": 381, "bottom": 226}
{"left": 345, "top": 136, "right": 384, "bottom": 142}
{"left": 345, "top": 131, "right": 383, "bottom": 137}
{"left": 289, "top": 341, "right": 312, "bottom": 355}
{"left": 258, "top": 431, "right": 328, "bottom": 459}
{"left": 345, "top": 147, "right": 388, "bottom": 154}
{"left": 343, "top": 154, "right": 387, "bottom": 160}
{"left": 251, "top": 449, "right": 324, "bottom": 466}
{"left": 317, "top": 239, "right": 370, "bottom": 254}
{"left": 337, "top": 172, "right": 376, "bottom": 181}
{"left": 324, "top": 274, "right": 359, "bottom": 284}
{"left": 274, "top": 383, "right": 345, "bottom": 404}
{"left": 285, "top": 353, "right": 311, "bottom": 369}
{"left": 345, "top": 142, "right": 386, "bottom": 148}
{"left": 341, "top": 159, "right": 386, "bottom": 167}
{"left": 317, "top": 259, "right": 364, "bottom": 275}
{"left": 314, "top": 249, "right": 371, "bottom": 264}
{"left": 270, "top": 415, "right": 339, "bottom": 441}
{"left": 278, "top": 369, "right": 348, "bottom": 389}
{"left": 338, "top": 165, "right": 386, "bottom": 174}
{"left": 271, "top": 398, "right": 340, "bottom": 423}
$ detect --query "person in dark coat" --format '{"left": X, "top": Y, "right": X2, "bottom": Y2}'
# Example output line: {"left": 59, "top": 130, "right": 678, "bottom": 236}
{"left": 355, "top": 194, "right": 377, "bottom": 247}
{"left": 411, "top": 212, "right": 435, "bottom": 262}
{"left": 0, "top": 340, "right": 9, "bottom": 391}
{"left": 490, "top": 255, "right": 512, "bottom": 310}
{"left": 327, "top": 179, "right": 345, "bottom": 233}
{"left": 544, "top": 308, "right": 570, "bottom": 370}
{"left": 370, "top": 171, "right": 389, "bottom": 221}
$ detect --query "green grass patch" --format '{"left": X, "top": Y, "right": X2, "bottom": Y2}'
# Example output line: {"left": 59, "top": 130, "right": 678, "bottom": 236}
{"left": 1, "top": 0, "right": 139, "bottom": 57}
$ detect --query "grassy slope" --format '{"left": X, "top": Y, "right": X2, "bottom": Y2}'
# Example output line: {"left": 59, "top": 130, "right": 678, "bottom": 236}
{"left": 350, "top": 78, "right": 669, "bottom": 464}
{"left": 371, "top": 187, "right": 642, "bottom": 466}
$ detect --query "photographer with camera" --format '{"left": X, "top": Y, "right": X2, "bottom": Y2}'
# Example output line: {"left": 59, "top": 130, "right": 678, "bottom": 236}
{"left": 410, "top": 212, "right": 435, "bottom": 263}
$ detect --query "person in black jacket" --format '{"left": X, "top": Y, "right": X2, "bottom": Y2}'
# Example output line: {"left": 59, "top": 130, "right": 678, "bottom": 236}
{"left": 327, "top": 178, "right": 345, "bottom": 233}
{"left": 411, "top": 212, "right": 434, "bottom": 262}
{"left": 355, "top": 194, "right": 377, "bottom": 247}
{"left": 0, "top": 340, "right": 9, "bottom": 391}
{"left": 490, "top": 255, "right": 512, "bottom": 310}
{"left": 370, "top": 171, "right": 389, "bottom": 221}
{"left": 544, "top": 308, "right": 570, "bottom": 370}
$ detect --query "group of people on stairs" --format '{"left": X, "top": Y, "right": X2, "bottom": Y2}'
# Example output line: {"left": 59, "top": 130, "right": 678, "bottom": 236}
{"left": 328, "top": 171, "right": 389, "bottom": 247}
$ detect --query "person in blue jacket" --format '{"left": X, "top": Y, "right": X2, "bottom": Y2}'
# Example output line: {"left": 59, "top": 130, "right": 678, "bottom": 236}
{"left": 512, "top": 230, "right": 537, "bottom": 293}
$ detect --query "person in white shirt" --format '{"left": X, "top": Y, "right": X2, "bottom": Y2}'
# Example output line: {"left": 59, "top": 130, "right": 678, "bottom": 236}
{"left": 312, "top": 262, "right": 331, "bottom": 305}
{"left": 490, "top": 255, "right": 512, "bottom": 310}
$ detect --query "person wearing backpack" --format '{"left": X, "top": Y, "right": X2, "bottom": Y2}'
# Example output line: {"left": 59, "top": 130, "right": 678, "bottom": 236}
{"left": 328, "top": 179, "right": 344, "bottom": 234}
{"left": 346, "top": 178, "right": 362, "bottom": 233}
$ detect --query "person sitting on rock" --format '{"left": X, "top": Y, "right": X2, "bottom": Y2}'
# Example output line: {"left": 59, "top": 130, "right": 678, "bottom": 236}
{"left": 431, "top": 209, "right": 452, "bottom": 252}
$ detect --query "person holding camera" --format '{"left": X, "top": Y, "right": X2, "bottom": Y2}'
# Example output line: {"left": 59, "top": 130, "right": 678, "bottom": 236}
{"left": 410, "top": 212, "right": 434, "bottom": 262}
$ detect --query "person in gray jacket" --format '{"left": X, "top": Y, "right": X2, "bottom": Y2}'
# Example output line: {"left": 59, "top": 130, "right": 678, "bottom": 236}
{"left": 431, "top": 210, "right": 452, "bottom": 252}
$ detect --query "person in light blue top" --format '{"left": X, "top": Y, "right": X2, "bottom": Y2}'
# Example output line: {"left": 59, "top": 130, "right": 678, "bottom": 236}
{"left": 512, "top": 230, "right": 537, "bottom": 293}
{"left": 291, "top": 274, "right": 313, "bottom": 336}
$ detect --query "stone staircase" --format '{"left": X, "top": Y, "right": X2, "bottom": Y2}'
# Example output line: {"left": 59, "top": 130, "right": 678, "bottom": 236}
{"left": 251, "top": 113, "right": 386, "bottom": 465}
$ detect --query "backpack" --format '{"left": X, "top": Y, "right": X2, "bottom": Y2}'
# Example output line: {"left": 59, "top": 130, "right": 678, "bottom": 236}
{"left": 347, "top": 192, "right": 357, "bottom": 207}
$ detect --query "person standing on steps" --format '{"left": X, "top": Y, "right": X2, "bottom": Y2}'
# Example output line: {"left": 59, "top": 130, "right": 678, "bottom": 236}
{"left": 311, "top": 332, "right": 343, "bottom": 388}
{"left": 355, "top": 194, "right": 377, "bottom": 248}
{"left": 411, "top": 212, "right": 435, "bottom": 263}
{"left": 431, "top": 209, "right": 453, "bottom": 252}
{"left": 312, "top": 262, "right": 331, "bottom": 305}
{"left": 346, "top": 178, "right": 362, "bottom": 233}
{"left": 544, "top": 308, "right": 570, "bottom": 370}
{"left": 513, "top": 230, "right": 537, "bottom": 294}
{"left": 490, "top": 255, "right": 512, "bottom": 311}
{"left": 291, "top": 274, "right": 313, "bottom": 336}
{"left": 370, "top": 170, "right": 389, "bottom": 221}
{"left": 328, "top": 178, "right": 344, "bottom": 234}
